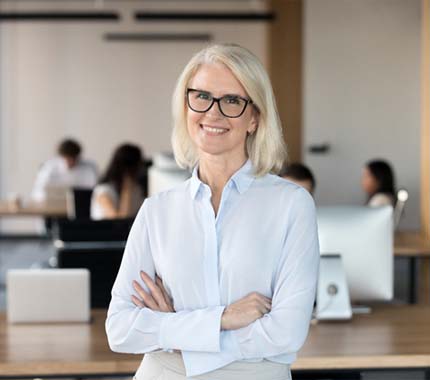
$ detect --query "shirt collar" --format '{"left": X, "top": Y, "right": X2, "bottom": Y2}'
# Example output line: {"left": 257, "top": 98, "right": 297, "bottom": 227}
{"left": 189, "top": 166, "right": 202, "bottom": 199}
{"left": 189, "top": 159, "right": 255, "bottom": 199}
{"left": 230, "top": 159, "right": 254, "bottom": 194}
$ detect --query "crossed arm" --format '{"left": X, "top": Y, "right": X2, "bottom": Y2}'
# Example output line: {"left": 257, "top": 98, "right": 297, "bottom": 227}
{"left": 106, "top": 188, "right": 319, "bottom": 358}
{"left": 131, "top": 271, "right": 272, "bottom": 331}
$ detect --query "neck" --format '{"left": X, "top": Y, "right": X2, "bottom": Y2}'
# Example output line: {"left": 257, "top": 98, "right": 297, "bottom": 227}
{"left": 198, "top": 154, "right": 247, "bottom": 194}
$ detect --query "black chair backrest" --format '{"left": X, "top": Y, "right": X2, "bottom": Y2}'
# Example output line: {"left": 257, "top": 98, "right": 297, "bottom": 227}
{"left": 57, "top": 245, "right": 124, "bottom": 308}
{"left": 69, "top": 188, "right": 93, "bottom": 219}
{"left": 53, "top": 218, "right": 134, "bottom": 242}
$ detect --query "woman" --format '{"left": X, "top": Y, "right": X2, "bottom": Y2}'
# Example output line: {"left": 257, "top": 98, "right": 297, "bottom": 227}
{"left": 361, "top": 159, "right": 396, "bottom": 207}
{"left": 91, "top": 143, "right": 144, "bottom": 220}
{"left": 106, "top": 44, "right": 319, "bottom": 379}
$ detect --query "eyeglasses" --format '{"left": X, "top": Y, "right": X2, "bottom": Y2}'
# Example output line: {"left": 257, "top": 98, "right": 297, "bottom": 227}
{"left": 186, "top": 88, "right": 253, "bottom": 118}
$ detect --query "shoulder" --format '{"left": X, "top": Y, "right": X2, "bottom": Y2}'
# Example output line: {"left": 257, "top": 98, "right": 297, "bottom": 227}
{"left": 144, "top": 180, "right": 190, "bottom": 209}
{"left": 248, "top": 174, "right": 315, "bottom": 219}
{"left": 93, "top": 183, "right": 117, "bottom": 198}
{"left": 132, "top": 180, "right": 190, "bottom": 227}
{"left": 254, "top": 173, "right": 312, "bottom": 199}
{"left": 40, "top": 157, "right": 62, "bottom": 170}
{"left": 368, "top": 193, "right": 394, "bottom": 207}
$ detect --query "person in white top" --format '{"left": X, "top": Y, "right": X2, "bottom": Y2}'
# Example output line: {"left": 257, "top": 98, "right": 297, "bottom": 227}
{"left": 91, "top": 143, "right": 145, "bottom": 220}
{"left": 31, "top": 139, "right": 98, "bottom": 202}
{"left": 105, "top": 44, "right": 320, "bottom": 379}
{"left": 361, "top": 159, "right": 396, "bottom": 207}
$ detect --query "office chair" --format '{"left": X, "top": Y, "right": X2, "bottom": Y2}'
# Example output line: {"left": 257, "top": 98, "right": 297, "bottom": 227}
{"left": 53, "top": 217, "right": 134, "bottom": 242}
{"left": 57, "top": 245, "right": 124, "bottom": 308}
{"left": 66, "top": 188, "right": 93, "bottom": 219}
{"left": 393, "top": 188, "right": 409, "bottom": 230}
{"left": 54, "top": 218, "right": 134, "bottom": 307}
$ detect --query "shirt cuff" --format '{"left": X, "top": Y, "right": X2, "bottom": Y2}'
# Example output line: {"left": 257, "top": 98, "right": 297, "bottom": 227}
{"left": 231, "top": 318, "right": 262, "bottom": 358}
{"left": 133, "top": 307, "right": 169, "bottom": 350}
{"left": 160, "top": 305, "right": 225, "bottom": 352}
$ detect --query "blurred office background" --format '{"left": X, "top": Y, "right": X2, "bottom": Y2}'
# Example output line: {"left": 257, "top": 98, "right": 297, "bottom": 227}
{"left": 0, "top": 1, "right": 429, "bottom": 379}
{"left": 0, "top": 0, "right": 425, "bottom": 291}
{"left": 0, "top": 0, "right": 423, "bottom": 233}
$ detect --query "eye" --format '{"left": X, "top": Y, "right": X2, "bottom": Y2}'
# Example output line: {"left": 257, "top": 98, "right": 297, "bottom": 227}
{"left": 224, "top": 96, "right": 241, "bottom": 105}
{"left": 195, "top": 91, "right": 211, "bottom": 100}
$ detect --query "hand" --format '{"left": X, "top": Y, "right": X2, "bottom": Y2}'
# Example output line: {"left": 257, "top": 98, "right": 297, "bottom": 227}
{"left": 221, "top": 292, "right": 272, "bottom": 331}
{"left": 131, "top": 271, "right": 174, "bottom": 313}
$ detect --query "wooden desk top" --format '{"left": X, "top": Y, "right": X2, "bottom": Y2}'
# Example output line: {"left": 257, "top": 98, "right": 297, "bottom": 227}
{"left": 0, "top": 305, "right": 429, "bottom": 377}
{"left": 0, "top": 309, "right": 138, "bottom": 377}
{"left": 0, "top": 200, "right": 67, "bottom": 217}
{"left": 394, "top": 231, "right": 430, "bottom": 257}
{"left": 296, "top": 304, "right": 430, "bottom": 370}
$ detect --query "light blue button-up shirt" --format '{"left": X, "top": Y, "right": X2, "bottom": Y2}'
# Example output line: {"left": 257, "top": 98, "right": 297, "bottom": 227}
{"left": 106, "top": 160, "right": 320, "bottom": 377}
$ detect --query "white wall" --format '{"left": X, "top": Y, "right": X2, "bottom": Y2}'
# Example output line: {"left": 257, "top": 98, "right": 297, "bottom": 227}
{"left": 0, "top": 0, "right": 269, "bottom": 231}
{"left": 304, "top": 0, "right": 421, "bottom": 230}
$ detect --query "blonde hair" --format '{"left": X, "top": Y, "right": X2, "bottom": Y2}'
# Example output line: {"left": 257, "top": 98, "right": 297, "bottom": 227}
{"left": 171, "top": 43, "right": 287, "bottom": 176}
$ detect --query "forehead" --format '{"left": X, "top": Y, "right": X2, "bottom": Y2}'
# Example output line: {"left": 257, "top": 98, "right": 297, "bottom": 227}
{"left": 188, "top": 62, "right": 247, "bottom": 97}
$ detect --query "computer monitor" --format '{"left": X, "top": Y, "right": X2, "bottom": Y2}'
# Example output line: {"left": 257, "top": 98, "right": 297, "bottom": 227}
{"left": 148, "top": 152, "right": 190, "bottom": 196}
{"left": 316, "top": 205, "right": 393, "bottom": 303}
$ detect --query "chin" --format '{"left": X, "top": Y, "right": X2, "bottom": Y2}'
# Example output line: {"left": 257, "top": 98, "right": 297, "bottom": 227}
{"left": 199, "top": 147, "right": 229, "bottom": 156}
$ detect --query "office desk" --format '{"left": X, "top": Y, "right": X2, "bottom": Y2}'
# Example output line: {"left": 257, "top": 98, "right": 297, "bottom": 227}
{"left": 0, "top": 200, "right": 67, "bottom": 239}
{"left": 297, "top": 305, "right": 430, "bottom": 378}
{"left": 0, "top": 309, "right": 138, "bottom": 378}
{"left": 395, "top": 231, "right": 430, "bottom": 304}
{"left": 0, "top": 200, "right": 67, "bottom": 217}
{"left": 0, "top": 306, "right": 429, "bottom": 379}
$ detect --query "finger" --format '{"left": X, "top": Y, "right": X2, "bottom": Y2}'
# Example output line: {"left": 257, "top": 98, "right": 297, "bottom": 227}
{"left": 256, "top": 294, "right": 271, "bottom": 303}
{"left": 133, "top": 280, "right": 159, "bottom": 310}
{"left": 156, "top": 276, "right": 173, "bottom": 307}
{"left": 248, "top": 292, "right": 271, "bottom": 304}
{"left": 257, "top": 294, "right": 272, "bottom": 306}
{"left": 155, "top": 277, "right": 174, "bottom": 312}
{"left": 257, "top": 303, "right": 270, "bottom": 315}
{"left": 131, "top": 295, "right": 145, "bottom": 308}
{"left": 261, "top": 297, "right": 272, "bottom": 309}
{"left": 255, "top": 299, "right": 271, "bottom": 314}
{"left": 140, "top": 271, "right": 165, "bottom": 306}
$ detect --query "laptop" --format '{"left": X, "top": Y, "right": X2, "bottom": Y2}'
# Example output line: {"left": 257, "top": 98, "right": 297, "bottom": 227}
{"left": 6, "top": 269, "right": 90, "bottom": 323}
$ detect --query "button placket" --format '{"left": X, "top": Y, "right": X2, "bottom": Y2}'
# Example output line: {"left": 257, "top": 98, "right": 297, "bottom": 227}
{"left": 200, "top": 186, "right": 220, "bottom": 306}
{"left": 201, "top": 182, "right": 232, "bottom": 307}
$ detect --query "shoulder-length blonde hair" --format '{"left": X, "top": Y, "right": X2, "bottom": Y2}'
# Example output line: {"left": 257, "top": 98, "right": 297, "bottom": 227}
{"left": 171, "top": 43, "right": 287, "bottom": 176}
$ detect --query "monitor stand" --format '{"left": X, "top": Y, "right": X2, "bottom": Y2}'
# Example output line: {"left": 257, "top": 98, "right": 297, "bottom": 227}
{"left": 316, "top": 253, "right": 352, "bottom": 320}
{"left": 351, "top": 305, "right": 372, "bottom": 314}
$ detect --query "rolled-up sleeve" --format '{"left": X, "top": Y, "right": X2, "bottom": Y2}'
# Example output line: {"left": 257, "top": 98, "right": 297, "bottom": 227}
{"left": 230, "top": 188, "right": 320, "bottom": 358}
{"left": 105, "top": 203, "right": 225, "bottom": 354}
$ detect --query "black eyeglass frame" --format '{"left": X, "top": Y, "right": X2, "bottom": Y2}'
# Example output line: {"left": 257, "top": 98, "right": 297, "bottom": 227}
{"left": 186, "top": 88, "right": 254, "bottom": 118}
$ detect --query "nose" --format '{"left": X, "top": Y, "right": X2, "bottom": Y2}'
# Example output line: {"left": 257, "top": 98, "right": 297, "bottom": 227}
{"left": 205, "top": 99, "right": 224, "bottom": 119}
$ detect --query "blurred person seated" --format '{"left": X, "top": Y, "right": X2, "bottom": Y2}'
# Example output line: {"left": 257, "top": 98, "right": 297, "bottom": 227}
{"left": 91, "top": 143, "right": 145, "bottom": 220}
{"left": 31, "top": 138, "right": 98, "bottom": 202}
{"left": 361, "top": 159, "right": 396, "bottom": 207}
{"left": 280, "top": 162, "right": 316, "bottom": 195}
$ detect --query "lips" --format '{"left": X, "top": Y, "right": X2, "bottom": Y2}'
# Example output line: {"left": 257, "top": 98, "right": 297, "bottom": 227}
{"left": 200, "top": 124, "right": 229, "bottom": 135}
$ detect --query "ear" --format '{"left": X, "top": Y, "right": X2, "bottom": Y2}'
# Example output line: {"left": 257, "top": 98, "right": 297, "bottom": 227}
{"left": 247, "top": 109, "right": 259, "bottom": 135}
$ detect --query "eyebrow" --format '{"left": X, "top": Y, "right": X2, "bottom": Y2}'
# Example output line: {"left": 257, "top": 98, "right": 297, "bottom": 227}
{"left": 191, "top": 88, "right": 246, "bottom": 98}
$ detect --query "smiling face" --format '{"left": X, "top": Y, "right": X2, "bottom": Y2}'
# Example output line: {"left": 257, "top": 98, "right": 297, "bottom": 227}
{"left": 186, "top": 63, "right": 258, "bottom": 163}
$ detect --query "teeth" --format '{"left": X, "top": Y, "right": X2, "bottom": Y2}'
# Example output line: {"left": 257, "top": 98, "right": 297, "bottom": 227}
{"left": 202, "top": 125, "right": 227, "bottom": 134}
